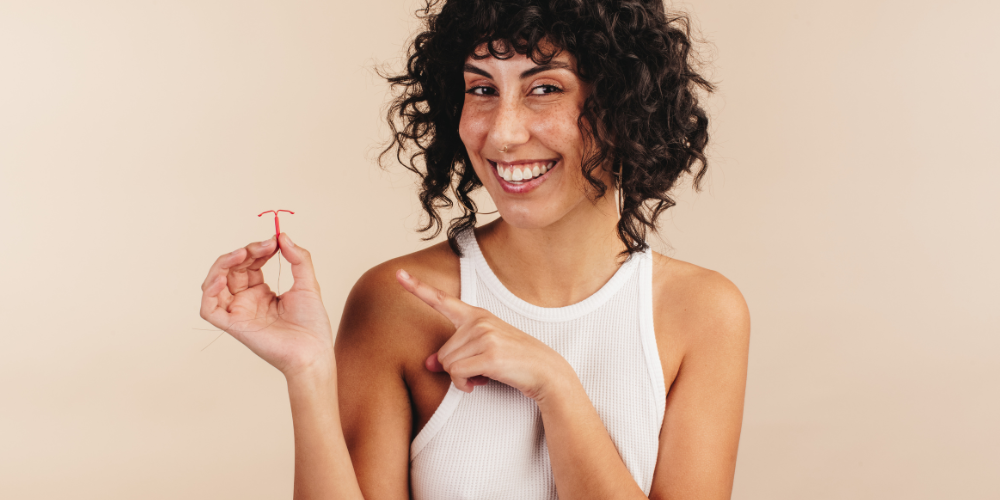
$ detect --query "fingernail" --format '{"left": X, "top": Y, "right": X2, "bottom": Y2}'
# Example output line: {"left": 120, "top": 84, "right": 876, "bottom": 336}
{"left": 398, "top": 269, "right": 410, "bottom": 280}
{"left": 260, "top": 239, "right": 272, "bottom": 247}
{"left": 230, "top": 248, "right": 242, "bottom": 257}
{"left": 284, "top": 234, "right": 294, "bottom": 247}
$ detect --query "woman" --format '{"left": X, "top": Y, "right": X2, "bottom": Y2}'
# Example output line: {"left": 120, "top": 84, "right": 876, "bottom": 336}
{"left": 199, "top": 0, "right": 749, "bottom": 498}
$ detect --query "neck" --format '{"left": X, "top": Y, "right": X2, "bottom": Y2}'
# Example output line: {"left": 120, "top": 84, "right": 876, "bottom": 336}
{"left": 476, "top": 192, "right": 627, "bottom": 308}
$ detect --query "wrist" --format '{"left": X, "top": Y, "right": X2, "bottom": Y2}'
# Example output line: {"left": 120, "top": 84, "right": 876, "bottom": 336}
{"left": 285, "top": 360, "right": 339, "bottom": 422}
{"left": 533, "top": 362, "right": 585, "bottom": 413}
{"left": 284, "top": 353, "right": 336, "bottom": 388}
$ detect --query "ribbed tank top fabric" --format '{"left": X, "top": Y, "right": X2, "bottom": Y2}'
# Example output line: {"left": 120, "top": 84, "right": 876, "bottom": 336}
{"left": 409, "top": 230, "right": 667, "bottom": 499}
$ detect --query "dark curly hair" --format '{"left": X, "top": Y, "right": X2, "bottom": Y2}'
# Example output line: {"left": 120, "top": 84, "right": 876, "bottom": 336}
{"left": 381, "top": 0, "right": 713, "bottom": 256}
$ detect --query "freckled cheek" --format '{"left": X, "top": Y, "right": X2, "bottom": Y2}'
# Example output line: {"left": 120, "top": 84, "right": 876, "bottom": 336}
{"left": 459, "top": 105, "right": 491, "bottom": 149}
{"left": 528, "top": 106, "right": 585, "bottom": 159}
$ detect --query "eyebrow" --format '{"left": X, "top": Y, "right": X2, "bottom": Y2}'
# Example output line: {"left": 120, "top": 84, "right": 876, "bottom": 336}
{"left": 463, "top": 61, "right": 572, "bottom": 80}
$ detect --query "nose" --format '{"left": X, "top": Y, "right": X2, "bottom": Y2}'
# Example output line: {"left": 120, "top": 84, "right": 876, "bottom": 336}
{"left": 487, "top": 95, "right": 530, "bottom": 153}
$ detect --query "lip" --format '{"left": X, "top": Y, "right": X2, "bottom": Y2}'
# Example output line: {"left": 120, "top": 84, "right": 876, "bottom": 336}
{"left": 489, "top": 159, "right": 558, "bottom": 194}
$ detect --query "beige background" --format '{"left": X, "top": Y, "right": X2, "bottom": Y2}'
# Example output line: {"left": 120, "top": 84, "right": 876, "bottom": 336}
{"left": 1, "top": 0, "right": 997, "bottom": 498}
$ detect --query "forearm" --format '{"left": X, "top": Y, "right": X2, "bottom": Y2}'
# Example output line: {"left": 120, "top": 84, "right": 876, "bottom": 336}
{"left": 286, "top": 363, "right": 364, "bottom": 500}
{"left": 537, "top": 376, "right": 648, "bottom": 500}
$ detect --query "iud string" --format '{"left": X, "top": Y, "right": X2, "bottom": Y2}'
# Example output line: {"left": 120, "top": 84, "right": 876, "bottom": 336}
{"left": 257, "top": 209, "right": 295, "bottom": 297}
{"left": 195, "top": 210, "right": 295, "bottom": 351}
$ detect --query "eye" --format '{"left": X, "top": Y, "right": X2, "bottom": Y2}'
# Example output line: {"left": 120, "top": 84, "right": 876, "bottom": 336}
{"left": 466, "top": 86, "right": 497, "bottom": 96}
{"left": 530, "top": 84, "right": 563, "bottom": 95}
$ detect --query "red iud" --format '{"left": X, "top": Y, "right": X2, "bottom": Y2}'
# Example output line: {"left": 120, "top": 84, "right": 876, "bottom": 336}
{"left": 258, "top": 210, "right": 294, "bottom": 240}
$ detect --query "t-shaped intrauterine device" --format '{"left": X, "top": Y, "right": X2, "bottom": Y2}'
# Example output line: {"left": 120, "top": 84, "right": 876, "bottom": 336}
{"left": 258, "top": 210, "right": 294, "bottom": 240}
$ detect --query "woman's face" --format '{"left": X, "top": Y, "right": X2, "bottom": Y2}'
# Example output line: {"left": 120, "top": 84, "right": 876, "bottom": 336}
{"left": 459, "top": 44, "right": 610, "bottom": 230}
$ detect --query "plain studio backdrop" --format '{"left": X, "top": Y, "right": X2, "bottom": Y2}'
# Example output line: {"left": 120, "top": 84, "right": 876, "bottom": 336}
{"left": 1, "top": 0, "right": 997, "bottom": 498}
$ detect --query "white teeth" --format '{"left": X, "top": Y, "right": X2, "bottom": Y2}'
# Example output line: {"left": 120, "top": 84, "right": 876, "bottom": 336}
{"left": 496, "top": 161, "right": 555, "bottom": 182}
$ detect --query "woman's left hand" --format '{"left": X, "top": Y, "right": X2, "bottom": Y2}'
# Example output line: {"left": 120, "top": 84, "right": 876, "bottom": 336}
{"left": 396, "top": 269, "right": 574, "bottom": 401}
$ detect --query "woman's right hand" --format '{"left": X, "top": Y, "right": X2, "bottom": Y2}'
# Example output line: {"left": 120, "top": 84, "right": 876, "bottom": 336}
{"left": 200, "top": 233, "right": 334, "bottom": 378}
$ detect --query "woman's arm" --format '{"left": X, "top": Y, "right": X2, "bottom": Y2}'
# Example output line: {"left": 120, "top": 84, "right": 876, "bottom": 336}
{"left": 199, "top": 234, "right": 367, "bottom": 499}
{"left": 287, "top": 363, "right": 365, "bottom": 500}
{"left": 648, "top": 267, "right": 750, "bottom": 499}
{"left": 535, "top": 375, "right": 650, "bottom": 499}
{"left": 334, "top": 264, "right": 425, "bottom": 499}
{"left": 538, "top": 268, "right": 749, "bottom": 500}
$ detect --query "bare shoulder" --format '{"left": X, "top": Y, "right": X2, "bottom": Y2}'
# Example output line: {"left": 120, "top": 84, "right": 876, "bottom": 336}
{"left": 648, "top": 253, "right": 750, "bottom": 499}
{"left": 336, "top": 240, "right": 460, "bottom": 359}
{"left": 334, "top": 240, "right": 460, "bottom": 497}
{"left": 650, "top": 252, "right": 750, "bottom": 355}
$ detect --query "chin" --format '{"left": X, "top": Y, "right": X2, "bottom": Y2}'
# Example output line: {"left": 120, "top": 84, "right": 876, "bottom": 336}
{"left": 493, "top": 200, "right": 569, "bottom": 230}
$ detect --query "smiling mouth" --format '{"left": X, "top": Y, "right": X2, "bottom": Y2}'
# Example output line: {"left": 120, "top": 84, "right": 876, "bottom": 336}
{"left": 489, "top": 160, "right": 557, "bottom": 183}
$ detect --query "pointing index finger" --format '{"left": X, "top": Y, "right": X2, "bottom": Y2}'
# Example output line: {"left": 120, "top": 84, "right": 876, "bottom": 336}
{"left": 396, "top": 269, "right": 471, "bottom": 327}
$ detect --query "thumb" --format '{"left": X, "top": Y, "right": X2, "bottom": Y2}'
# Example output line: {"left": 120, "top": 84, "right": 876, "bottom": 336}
{"left": 425, "top": 352, "right": 445, "bottom": 372}
{"left": 277, "top": 233, "right": 320, "bottom": 293}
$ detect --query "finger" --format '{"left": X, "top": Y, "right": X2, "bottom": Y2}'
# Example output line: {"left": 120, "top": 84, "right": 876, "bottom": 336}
{"left": 437, "top": 330, "right": 489, "bottom": 374}
{"left": 200, "top": 275, "right": 232, "bottom": 329}
{"left": 238, "top": 237, "right": 278, "bottom": 269}
{"left": 446, "top": 355, "right": 492, "bottom": 393}
{"left": 426, "top": 354, "right": 489, "bottom": 385}
{"left": 277, "top": 233, "right": 320, "bottom": 293}
{"left": 201, "top": 248, "right": 245, "bottom": 292}
{"left": 396, "top": 269, "right": 473, "bottom": 327}
{"left": 246, "top": 259, "right": 267, "bottom": 289}
{"left": 433, "top": 328, "right": 497, "bottom": 392}
{"left": 228, "top": 238, "right": 278, "bottom": 295}
{"left": 246, "top": 245, "right": 277, "bottom": 288}
{"left": 436, "top": 314, "right": 498, "bottom": 365}
{"left": 425, "top": 352, "right": 445, "bottom": 372}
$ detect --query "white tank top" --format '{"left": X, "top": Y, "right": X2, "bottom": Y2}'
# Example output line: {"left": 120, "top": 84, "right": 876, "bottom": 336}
{"left": 410, "top": 230, "right": 667, "bottom": 499}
